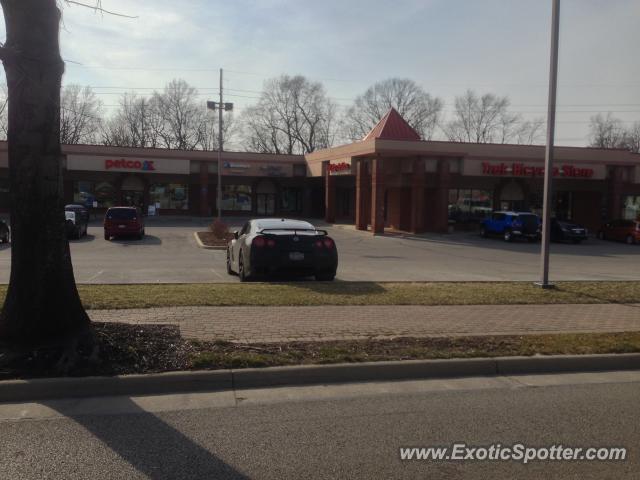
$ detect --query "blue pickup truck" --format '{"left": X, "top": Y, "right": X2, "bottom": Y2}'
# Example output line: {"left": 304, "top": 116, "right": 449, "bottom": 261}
{"left": 480, "top": 211, "right": 541, "bottom": 242}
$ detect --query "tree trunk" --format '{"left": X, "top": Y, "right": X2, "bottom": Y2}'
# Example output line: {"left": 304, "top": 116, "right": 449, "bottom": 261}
{"left": 0, "top": 0, "right": 89, "bottom": 343}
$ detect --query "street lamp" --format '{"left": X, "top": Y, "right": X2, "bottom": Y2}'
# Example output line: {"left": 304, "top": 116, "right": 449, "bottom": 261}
{"left": 537, "top": 0, "right": 561, "bottom": 289}
{"left": 206, "top": 68, "right": 233, "bottom": 219}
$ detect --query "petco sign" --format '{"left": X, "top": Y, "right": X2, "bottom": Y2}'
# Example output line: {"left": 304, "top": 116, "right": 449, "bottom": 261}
{"left": 105, "top": 159, "right": 156, "bottom": 171}
{"left": 66, "top": 155, "right": 190, "bottom": 175}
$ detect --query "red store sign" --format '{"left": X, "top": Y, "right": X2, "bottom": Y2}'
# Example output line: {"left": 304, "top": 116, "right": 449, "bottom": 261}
{"left": 328, "top": 162, "right": 351, "bottom": 174}
{"left": 105, "top": 159, "right": 156, "bottom": 171}
{"left": 482, "top": 162, "right": 594, "bottom": 178}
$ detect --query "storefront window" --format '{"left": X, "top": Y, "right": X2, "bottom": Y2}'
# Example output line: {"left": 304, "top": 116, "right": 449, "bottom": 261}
{"left": 73, "top": 181, "right": 116, "bottom": 208}
{"left": 448, "top": 189, "right": 492, "bottom": 223}
{"left": 281, "top": 188, "right": 302, "bottom": 213}
{"left": 622, "top": 195, "right": 640, "bottom": 220}
{"left": 149, "top": 184, "right": 189, "bottom": 210}
{"left": 0, "top": 178, "right": 9, "bottom": 209}
{"left": 222, "top": 185, "right": 252, "bottom": 211}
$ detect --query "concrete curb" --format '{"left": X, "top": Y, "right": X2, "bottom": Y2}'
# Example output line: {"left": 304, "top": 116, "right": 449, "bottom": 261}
{"left": 1, "top": 353, "right": 639, "bottom": 403}
{"left": 193, "top": 231, "right": 226, "bottom": 251}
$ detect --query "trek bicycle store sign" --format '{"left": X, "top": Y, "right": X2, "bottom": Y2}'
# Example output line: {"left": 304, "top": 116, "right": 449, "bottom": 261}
{"left": 468, "top": 161, "right": 604, "bottom": 180}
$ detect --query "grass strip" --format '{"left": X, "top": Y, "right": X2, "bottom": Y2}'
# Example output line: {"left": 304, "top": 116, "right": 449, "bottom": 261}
{"left": 191, "top": 331, "right": 640, "bottom": 369}
{"left": 0, "top": 281, "right": 639, "bottom": 310}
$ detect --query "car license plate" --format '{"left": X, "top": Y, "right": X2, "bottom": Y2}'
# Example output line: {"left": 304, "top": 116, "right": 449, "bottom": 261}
{"left": 118, "top": 224, "right": 126, "bottom": 229}
{"left": 289, "top": 252, "right": 304, "bottom": 261}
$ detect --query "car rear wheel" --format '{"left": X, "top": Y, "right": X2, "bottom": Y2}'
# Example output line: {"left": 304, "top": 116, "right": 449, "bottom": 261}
{"left": 238, "top": 253, "right": 250, "bottom": 282}
{"left": 626, "top": 235, "right": 635, "bottom": 245}
{"left": 503, "top": 230, "right": 513, "bottom": 242}
{"left": 226, "top": 249, "right": 235, "bottom": 275}
{"left": 104, "top": 232, "right": 110, "bottom": 241}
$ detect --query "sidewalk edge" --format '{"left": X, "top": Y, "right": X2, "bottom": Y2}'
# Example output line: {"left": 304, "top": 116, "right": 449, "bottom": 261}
{"left": 1, "top": 353, "right": 639, "bottom": 403}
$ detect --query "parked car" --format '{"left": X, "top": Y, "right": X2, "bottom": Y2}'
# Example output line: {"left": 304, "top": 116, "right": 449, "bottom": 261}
{"left": 480, "top": 211, "right": 541, "bottom": 242}
{"left": 64, "top": 204, "right": 89, "bottom": 239}
{"left": 0, "top": 219, "right": 9, "bottom": 244}
{"left": 103, "top": 206, "right": 145, "bottom": 240}
{"left": 597, "top": 219, "right": 640, "bottom": 244}
{"left": 550, "top": 218, "right": 588, "bottom": 244}
{"left": 227, "top": 218, "right": 338, "bottom": 281}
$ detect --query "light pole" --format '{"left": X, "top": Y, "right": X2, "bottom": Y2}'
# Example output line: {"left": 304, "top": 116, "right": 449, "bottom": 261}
{"left": 537, "top": 0, "right": 561, "bottom": 289}
{"left": 207, "top": 68, "right": 233, "bottom": 219}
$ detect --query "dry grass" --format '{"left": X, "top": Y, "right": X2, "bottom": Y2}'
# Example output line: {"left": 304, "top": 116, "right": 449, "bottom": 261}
{"left": 0, "top": 281, "right": 638, "bottom": 310}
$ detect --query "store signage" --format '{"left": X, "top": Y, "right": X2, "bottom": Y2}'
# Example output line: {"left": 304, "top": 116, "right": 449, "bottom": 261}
{"left": 66, "top": 155, "right": 190, "bottom": 175}
{"left": 223, "top": 162, "right": 250, "bottom": 170}
{"left": 259, "top": 165, "right": 286, "bottom": 177}
{"left": 105, "top": 159, "right": 156, "bottom": 171}
{"left": 481, "top": 162, "right": 594, "bottom": 178}
{"left": 328, "top": 162, "right": 351, "bottom": 174}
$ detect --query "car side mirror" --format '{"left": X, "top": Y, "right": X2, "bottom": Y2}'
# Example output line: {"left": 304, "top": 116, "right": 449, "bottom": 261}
{"left": 233, "top": 230, "right": 239, "bottom": 240}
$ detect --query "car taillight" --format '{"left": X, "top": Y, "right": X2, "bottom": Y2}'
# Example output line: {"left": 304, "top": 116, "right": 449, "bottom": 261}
{"left": 253, "top": 236, "right": 265, "bottom": 247}
{"left": 314, "top": 240, "right": 323, "bottom": 248}
{"left": 267, "top": 239, "right": 276, "bottom": 248}
{"left": 323, "top": 238, "right": 335, "bottom": 249}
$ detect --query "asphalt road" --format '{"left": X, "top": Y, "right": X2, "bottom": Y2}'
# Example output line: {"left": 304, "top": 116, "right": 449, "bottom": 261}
{"left": 0, "top": 371, "right": 638, "bottom": 479}
{"left": 0, "top": 216, "right": 639, "bottom": 283}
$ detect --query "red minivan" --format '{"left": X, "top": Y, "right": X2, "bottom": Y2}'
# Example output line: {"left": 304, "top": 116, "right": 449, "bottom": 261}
{"left": 104, "top": 207, "right": 145, "bottom": 240}
{"left": 598, "top": 219, "right": 640, "bottom": 245}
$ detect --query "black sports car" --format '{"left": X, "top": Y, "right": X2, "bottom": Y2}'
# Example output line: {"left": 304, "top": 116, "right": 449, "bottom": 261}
{"left": 227, "top": 218, "right": 338, "bottom": 281}
{"left": 550, "top": 218, "right": 588, "bottom": 243}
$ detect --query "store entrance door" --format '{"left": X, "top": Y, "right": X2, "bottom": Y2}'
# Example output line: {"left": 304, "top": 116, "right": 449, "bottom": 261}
{"left": 257, "top": 194, "right": 276, "bottom": 216}
{"left": 122, "top": 190, "right": 145, "bottom": 209}
{"left": 256, "top": 179, "right": 277, "bottom": 216}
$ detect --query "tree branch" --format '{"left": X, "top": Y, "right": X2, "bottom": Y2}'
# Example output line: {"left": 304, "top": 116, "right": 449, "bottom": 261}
{"left": 64, "top": 0, "right": 138, "bottom": 18}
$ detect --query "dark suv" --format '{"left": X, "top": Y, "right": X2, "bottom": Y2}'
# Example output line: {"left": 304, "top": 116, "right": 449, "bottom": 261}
{"left": 104, "top": 207, "right": 145, "bottom": 240}
{"left": 65, "top": 204, "right": 89, "bottom": 239}
{"left": 481, "top": 211, "right": 541, "bottom": 242}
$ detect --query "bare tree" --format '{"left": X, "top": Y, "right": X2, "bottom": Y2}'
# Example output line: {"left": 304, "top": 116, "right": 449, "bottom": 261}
{"left": 589, "top": 113, "right": 634, "bottom": 150}
{"left": 625, "top": 121, "right": 640, "bottom": 153}
{"left": 444, "top": 90, "right": 543, "bottom": 144}
{"left": 199, "top": 109, "right": 235, "bottom": 151}
{"left": 0, "top": 0, "right": 89, "bottom": 342}
{"left": 102, "top": 93, "right": 164, "bottom": 148}
{"left": 0, "top": 84, "right": 7, "bottom": 140}
{"left": 342, "top": 78, "right": 443, "bottom": 141}
{"left": 60, "top": 84, "right": 103, "bottom": 144}
{"left": 154, "top": 79, "right": 205, "bottom": 150}
{"left": 241, "top": 75, "right": 336, "bottom": 154}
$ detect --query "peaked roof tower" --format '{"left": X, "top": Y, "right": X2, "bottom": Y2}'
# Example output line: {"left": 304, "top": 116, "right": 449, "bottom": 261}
{"left": 362, "top": 107, "right": 421, "bottom": 141}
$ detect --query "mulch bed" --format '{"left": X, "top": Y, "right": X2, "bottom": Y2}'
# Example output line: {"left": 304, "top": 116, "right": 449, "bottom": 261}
{"left": 1, "top": 323, "right": 639, "bottom": 380}
{"left": 197, "top": 231, "right": 233, "bottom": 247}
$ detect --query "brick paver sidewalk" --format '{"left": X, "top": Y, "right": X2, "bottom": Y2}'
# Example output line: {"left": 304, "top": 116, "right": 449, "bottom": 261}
{"left": 89, "top": 303, "right": 640, "bottom": 343}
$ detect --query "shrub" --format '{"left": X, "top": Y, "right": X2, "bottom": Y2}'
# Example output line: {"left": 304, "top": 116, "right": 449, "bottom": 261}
{"left": 209, "top": 217, "right": 230, "bottom": 239}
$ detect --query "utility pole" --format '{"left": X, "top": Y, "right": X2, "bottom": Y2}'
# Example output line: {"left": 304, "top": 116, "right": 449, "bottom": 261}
{"left": 207, "top": 68, "right": 233, "bottom": 219}
{"left": 537, "top": 0, "right": 561, "bottom": 288}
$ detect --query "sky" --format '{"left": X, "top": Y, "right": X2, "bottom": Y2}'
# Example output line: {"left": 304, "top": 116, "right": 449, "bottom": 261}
{"left": 2, "top": 0, "right": 640, "bottom": 146}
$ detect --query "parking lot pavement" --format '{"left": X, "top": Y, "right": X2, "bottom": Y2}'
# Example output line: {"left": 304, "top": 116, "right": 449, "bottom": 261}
{"left": 0, "top": 216, "right": 639, "bottom": 283}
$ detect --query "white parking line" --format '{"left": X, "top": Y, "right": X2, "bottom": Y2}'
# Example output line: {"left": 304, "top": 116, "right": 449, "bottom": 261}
{"left": 210, "top": 268, "right": 224, "bottom": 280}
{"left": 85, "top": 270, "right": 104, "bottom": 282}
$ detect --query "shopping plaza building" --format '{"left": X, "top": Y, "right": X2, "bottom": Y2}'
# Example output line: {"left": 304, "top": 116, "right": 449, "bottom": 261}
{"left": 1, "top": 109, "right": 639, "bottom": 233}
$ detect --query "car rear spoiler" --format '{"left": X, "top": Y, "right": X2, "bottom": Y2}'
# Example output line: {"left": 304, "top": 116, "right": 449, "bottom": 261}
{"left": 258, "top": 228, "right": 328, "bottom": 236}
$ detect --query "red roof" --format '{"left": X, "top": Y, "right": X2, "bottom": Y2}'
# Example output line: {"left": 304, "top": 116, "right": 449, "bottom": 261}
{"left": 363, "top": 108, "right": 421, "bottom": 141}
